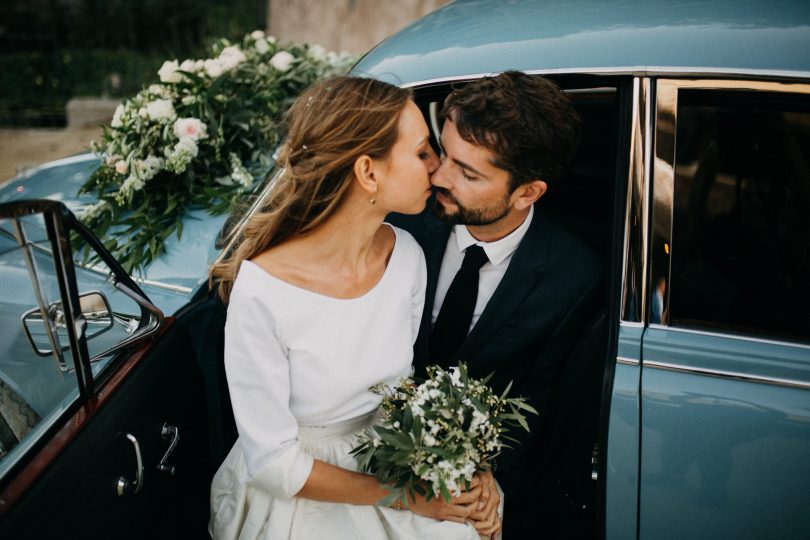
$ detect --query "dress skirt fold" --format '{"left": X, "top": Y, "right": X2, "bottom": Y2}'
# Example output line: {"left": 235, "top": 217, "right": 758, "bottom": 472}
{"left": 209, "top": 411, "right": 483, "bottom": 540}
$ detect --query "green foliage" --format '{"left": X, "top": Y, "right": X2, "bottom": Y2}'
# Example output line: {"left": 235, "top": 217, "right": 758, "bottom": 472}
{"left": 351, "top": 363, "right": 537, "bottom": 507}
{"left": 79, "top": 32, "right": 355, "bottom": 273}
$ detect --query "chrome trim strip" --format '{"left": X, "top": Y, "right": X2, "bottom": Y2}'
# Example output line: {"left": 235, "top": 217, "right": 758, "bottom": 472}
{"left": 648, "top": 323, "right": 810, "bottom": 351}
{"left": 399, "top": 67, "right": 810, "bottom": 89}
{"left": 620, "top": 77, "right": 651, "bottom": 323}
{"left": 644, "top": 360, "right": 810, "bottom": 390}
{"left": 640, "top": 77, "right": 652, "bottom": 325}
{"left": 620, "top": 321, "right": 645, "bottom": 329}
{"left": 619, "top": 78, "right": 637, "bottom": 321}
{"left": 81, "top": 263, "right": 193, "bottom": 295}
{"left": 617, "top": 356, "right": 640, "bottom": 366}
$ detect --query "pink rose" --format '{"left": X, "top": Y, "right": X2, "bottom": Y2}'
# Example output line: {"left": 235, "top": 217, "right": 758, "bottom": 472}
{"left": 173, "top": 118, "right": 207, "bottom": 141}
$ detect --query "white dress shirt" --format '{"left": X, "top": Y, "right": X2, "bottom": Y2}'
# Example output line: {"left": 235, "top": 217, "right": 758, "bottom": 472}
{"left": 431, "top": 205, "right": 534, "bottom": 333}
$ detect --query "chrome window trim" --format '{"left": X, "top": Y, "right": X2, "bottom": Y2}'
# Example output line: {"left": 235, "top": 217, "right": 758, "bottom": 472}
{"left": 651, "top": 79, "right": 810, "bottom": 329}
{"left": 648, "top": 323, "right": 810, "bottom": 351}
{"left": 616, "top": 356, "right": 640, "bottom": 366}
{"left": 620, "top": 77, "right": 651, "bottom": 323}
{"left": 643, "top": 360, "right": 810, "bottom": 391}
{"left": 398, "top": 67, "right": 810, "bottom": 89}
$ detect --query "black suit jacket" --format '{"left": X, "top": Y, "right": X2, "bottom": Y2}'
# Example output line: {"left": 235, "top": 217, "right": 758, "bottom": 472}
{"left": 389, "top": 205, "right": 603, "bottom": 534}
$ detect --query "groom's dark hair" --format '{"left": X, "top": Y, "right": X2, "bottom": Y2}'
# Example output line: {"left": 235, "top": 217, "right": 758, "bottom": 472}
{"left": 441, "top": 70, "right": 581, "bottom": 191}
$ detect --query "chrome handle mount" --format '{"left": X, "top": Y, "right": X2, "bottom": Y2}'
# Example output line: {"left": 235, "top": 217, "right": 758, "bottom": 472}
{"left": 117, "top": 433, "right": 144, "bottom": 496}
{"left": 158, "top": 423, "right": 179, "bottom": 476}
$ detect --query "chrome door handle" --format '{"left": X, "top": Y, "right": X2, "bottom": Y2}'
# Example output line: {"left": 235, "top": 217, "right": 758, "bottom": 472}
{"left": 117, "top": 433, "right": 144, "bottom": 496}
{"left": 158, "top": 423, "right": 179, "bottom": 476}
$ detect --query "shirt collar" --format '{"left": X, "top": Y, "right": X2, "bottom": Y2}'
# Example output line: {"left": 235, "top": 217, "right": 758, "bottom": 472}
{"left": 453, "top": 205, "right": 534, "bottom": 266}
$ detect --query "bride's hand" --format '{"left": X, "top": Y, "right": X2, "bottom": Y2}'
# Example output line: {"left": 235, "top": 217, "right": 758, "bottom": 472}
{"left": 405, "top": 477, "right": 482, "bottom": 523}
{"left": 467, "top": 470, "right": 501, "bottom": 538}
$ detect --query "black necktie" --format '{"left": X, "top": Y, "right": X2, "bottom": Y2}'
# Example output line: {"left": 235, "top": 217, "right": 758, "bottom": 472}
{"left": 430, "top": 244, "right": 488, "bottom": 367}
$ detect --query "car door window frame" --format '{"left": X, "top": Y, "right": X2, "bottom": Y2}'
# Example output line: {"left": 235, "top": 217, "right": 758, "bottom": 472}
{"left": 650, "top": 78, "right": 810, "bottom": 347}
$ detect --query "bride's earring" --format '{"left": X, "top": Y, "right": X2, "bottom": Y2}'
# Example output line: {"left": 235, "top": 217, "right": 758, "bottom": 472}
{"left": 370, "top": 197, "right": 376, "bottom": 205}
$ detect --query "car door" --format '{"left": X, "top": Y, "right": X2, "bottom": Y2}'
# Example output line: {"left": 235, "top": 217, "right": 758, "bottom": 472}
{"left": 638, "top": 79, "right": 810, "bottom": 539}
{"left": 0, "top": 200, "right": 211, "bottom": 538}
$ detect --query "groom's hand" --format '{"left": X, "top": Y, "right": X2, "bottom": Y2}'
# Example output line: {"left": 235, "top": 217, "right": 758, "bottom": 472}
{"left": 468, "top": 470, "right": 501, "bottom": 538}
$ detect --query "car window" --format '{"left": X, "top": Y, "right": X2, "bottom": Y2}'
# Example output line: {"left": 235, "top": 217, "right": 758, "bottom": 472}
{"left": 667, "top": 89, "right": 810, "bottom": 342}
{"left": 0, "top": 213, "right": 80, "bottom": 470}
{"left": 0, "top": 211, "right": 144, "bottom": 477}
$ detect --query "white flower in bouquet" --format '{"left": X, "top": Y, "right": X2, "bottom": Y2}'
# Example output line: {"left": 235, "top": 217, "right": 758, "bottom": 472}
{"left": 148, "top": 84, "right": 172, "bottom": 99}
{"left": 255, "top": 38, "right": 270, "bottom": 55}
{"left": 164, "top": 137, "right": 199, "bottom": 174}
{"left": 173, "top": 117, "right": 207, "bottom": 141}
{"left": 309, "top": 44, "right": 328, "bottom": 62}
{"left": 218, "top": 45, "right": 247, "bottom": 71}
{"left": 83, "top": 30, "right": 357, "bottom": 272}
{"left": 111, "top": 104, "right": 125, "bottom": 128}
{"left": 179, "top": 59, "right": 200, "bottom": 74}
{"left": 351, "top": 363, "right": 537, "bottom": 507}
{"left": 158, "top": 60, "right": 183, "bottom": 83}
{"left": 203, "top": 59, "right": 225, "bottom": 78}
{"left": 270, "top": 51, "right": 295, "bottom": 72}
{"left": 143, "top": 99, "right": 176, "bottom": 121}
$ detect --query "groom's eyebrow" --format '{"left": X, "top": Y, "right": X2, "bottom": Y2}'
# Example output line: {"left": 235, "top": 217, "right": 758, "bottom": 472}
{"left": 453, "top": 158, "right": 486, "bottom": 178}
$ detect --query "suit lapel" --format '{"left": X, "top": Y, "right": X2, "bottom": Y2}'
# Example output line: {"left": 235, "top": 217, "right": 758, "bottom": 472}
{"left": 455, "top": 209, "right": 553, "bottom": 363}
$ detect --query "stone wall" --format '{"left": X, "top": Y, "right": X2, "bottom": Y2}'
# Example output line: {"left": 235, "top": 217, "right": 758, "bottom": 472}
{"left": 267, "top": 0, "right": 450, "bottom": 54}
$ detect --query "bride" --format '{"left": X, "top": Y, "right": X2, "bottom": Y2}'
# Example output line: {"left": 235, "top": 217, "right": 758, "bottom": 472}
{"left": 209, "top": 77, "right": 501, "bottom": 539}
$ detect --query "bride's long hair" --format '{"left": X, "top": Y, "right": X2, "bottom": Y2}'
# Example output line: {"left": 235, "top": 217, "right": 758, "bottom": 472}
{"left": 210, "top": 76, "right": 411, "bottom": 302}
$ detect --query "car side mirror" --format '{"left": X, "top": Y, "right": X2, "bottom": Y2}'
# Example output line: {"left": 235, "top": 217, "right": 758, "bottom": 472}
{"left": 21, "top": 290, "right": 114, "bottom": 357}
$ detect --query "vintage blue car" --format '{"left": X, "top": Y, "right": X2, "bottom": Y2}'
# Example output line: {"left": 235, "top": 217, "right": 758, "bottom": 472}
{"left": 1, "top": 1, "right": 808, "bottom": 538}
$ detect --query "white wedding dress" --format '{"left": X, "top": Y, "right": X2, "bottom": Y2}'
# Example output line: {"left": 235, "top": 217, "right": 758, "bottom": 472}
{"left": 209, "top": 226, "right": 482, "bottom": 540}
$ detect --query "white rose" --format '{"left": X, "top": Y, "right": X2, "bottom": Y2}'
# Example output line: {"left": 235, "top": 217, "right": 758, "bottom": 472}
{"left": 148, "top": 84, "right": 171, "bottom": 98}
{"left": 203, "top": 59, "right": 224, "bottom": 78}
{"left": 145, "top": 99, "right": 176, "bottom": 121}
{"left": 173, "top": 117, "right": 207, "bottom": 141}
{"left": 270, "top": 51, "right": 294, "bottom": 72}
{"left": 158, "top": 60, "right": 182, "bottom": 83}
{"left": 250, "top": 30, "right": 265, "bottom": 40}
{"left": 114, "top": 160, "right": 128, "bottom": 175}
{"left": 111, "top": 104, "right": 125, "bottom": 127}
{"left": 309, "top": 44, "right": 327, "bottom": 62}
{"left": 218, "top": 46, "right": 246, "bottom": 71}
{"left": 267, "top": 35, "right": 277, "bottom": 44}
{"left": 179, "top": 59, "right": 198, "bottom": 73}
{"left": 255, "top": 38, "right": 269, "bottom": 54}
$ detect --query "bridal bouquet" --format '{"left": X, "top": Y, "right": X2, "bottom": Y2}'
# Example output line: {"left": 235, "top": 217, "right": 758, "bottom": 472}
{"left": 351, "top": 364, "right": 537, "bottom": 507}
{"left": 80, "top": 30, "right": 354, "bottom": 271}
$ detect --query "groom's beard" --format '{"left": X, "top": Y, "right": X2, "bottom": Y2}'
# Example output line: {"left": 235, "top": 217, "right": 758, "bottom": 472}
{"left": 432, "top": 188, "right": 512, "bottom": 226}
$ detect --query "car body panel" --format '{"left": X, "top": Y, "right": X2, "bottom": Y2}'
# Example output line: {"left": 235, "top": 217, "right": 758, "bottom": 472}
{"left": 606, "top": 324, "right": 642, "bottom": 539}
{"left": 640, "top": 328, "right": 810, "bottom": 539}
{"left": 355, "top": 0, "right": 810, "bottom": 85}
{"left": 0, "top": 154, "right": 228, "bottom": 314}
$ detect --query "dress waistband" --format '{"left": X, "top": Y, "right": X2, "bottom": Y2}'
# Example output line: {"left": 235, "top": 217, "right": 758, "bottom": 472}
{"left": 298, "top": 409, "right": 381, "bottom": 443}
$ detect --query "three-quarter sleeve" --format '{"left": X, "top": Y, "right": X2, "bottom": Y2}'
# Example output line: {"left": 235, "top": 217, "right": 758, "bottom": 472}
{"left": 224, "top": 285, "right": 314, "bottom": 499}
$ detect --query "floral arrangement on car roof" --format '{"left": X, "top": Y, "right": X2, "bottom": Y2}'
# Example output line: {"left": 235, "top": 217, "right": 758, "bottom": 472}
{"left": 351, "top": 363, "right": 537, "bottom": 507}
{"left": 80, "top": 30, "right": 355, "bottom": 272}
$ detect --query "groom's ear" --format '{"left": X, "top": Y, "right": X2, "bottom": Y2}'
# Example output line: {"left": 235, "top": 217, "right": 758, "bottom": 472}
{"left": 512, "top": 179, "right": 547, "bottom": 210}
{"left": 353, "top": 155, "right": 380, "bottom": 195}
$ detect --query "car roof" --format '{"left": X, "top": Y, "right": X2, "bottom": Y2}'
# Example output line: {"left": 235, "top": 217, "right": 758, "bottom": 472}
{"left": 353, "top": 0, "right": 810, "bottom": 86}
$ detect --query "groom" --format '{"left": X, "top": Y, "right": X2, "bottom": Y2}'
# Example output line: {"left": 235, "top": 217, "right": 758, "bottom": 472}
{"left": 391, "top": 71, "right": 603, "bottom": 538}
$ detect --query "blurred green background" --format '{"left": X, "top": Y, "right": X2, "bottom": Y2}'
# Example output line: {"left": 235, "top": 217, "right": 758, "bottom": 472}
{"left": 0, "top": 0, "right": 266, "bottom": 127}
